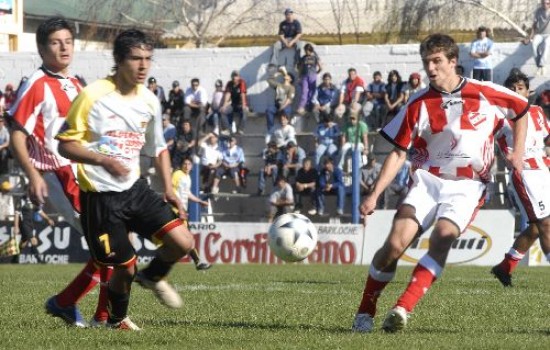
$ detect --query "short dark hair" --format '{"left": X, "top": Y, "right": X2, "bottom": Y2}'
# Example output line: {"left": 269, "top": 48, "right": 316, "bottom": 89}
{"left": 348, "top": 67, "right": 357, "bottom": 74}
{"left": 322, "top": 72, "right": 332, "bottom": 80}
{"left": 504, "top": 70, "right": 530, "bottom": 90}
{"left": 420, "top": 33, "right": 459, "bottom": 61}
{"left": 113, "top": 29, "right": 154, "bottom": 68}
{"left": 36, "top": 17, "right": 75, "bottom": 48}
{"left": 191, "top": 78, "right": 199, "bottom": 85}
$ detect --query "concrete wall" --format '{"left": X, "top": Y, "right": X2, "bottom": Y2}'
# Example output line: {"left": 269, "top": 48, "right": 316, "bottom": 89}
{"left": 0, "top": 42, "right": 546, "bottom": 113}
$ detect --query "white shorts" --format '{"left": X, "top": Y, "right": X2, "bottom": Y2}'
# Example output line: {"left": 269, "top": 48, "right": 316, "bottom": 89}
{"left": 508, "top": 168, "right": 550, "bottom": 222}
{"left": 402, "top": 169, "right": 486, "bottom": 233}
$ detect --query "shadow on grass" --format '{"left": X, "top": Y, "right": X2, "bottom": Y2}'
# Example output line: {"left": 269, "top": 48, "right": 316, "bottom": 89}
{"left": 272, "top": 280, "right": 342, "bottom": 285}
{"left": 145, "top": 318, "right": 351, "bottom": 334}
{"left": 413, "top": 326, "right": 550, "bottom": 336}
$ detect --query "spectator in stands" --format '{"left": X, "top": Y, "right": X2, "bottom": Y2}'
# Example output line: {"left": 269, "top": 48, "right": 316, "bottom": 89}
{"left": 258, "top": 140, "right": 282, "bottom": 196}
{"left": 172, "top": 158, "right": 211, "bottom": 271}
{"left": 0, "top": 83, "right": 16, "bottom": 115}
{"left": 296, "top": 43, "right": 322, "bottom": 115}
{"left": 167, "top": 80, "right": 185, "bottom": 125}
{"left": 314, "top": 157, "right": 345, "bottom": 216}
{"left": 184, "top": 78, "right": 209, "bottom": 134}
{"left": 383, "top": 160, "right": 410, "bottom": 210}
{"left": 206, "top": 79, "right": 224, "bottom": 135}
{"left": 162, "top": 114, "right": 176, "bottom": 152}
{"left": 337, "top": 68, "right": 365, "bottom": 123}
{"left": 360, "top": 154, "right": 381, "bottom": 196}
{"left": 338, "top": 112, "right": 369, "bottom": 172}
{"left": 522, "top": 0, "right": 550, "bottom": 76}
{"left": 314, "top": 114, "right": 340, "bottom": 168}
{"left": 469, "top": 26, "right": 494, "bottom": 81}
{"left": 198, "top": 132, "right": 223, "bottom": 193}
{"left": 363, "top": 71, "right": 387, "bottom": 131}
{"left": 211, "top": 136, "right": 245, "bottom": 194}
{"left": 294, "top": 158, "right": 318, "bottom": 214}
{"left": 266, "top": 67, "right": 295, "bottom": 132}
{"left": 384, "top": 70, "right": 405, "bottom": 123}
{"left": 281, "top": 140, "right": 306, "bottom": 182}
{"left": 0, "top": 117, "right": 10, "bottom": 175}
{"left": 270, "top": 8, "right": 304, "bottom": 67}
{"left": 312, "top": 72, "right": 339, "bottom": 123}
{"left": 267, "top": 175, "right": 295, "bottom": 223}
{"left": 268, "top": 112, "right": 296, "bottom": 149}
{"left": 0, "top": 180, "right": 14, "bottom": 222}
{"left": 171, "top": 119, "right": 196, "bottom": 169}
{"left": 402, "top": 72, "right": 426, "bottom": 104}
{"left": 221, "top": 70, "right": 248, "bottom": 135}
{"left": 147, "top": 77, "right": 166, "bottom": 110}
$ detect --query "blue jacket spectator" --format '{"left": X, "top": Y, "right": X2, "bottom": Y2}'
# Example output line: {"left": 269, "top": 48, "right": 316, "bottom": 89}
{"left": 314, "top": 157, "right": 345, "bottom": 216}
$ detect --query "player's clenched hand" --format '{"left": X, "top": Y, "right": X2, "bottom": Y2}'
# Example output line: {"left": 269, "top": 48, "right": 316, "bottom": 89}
{"left": 507, "top": 152, "right": 523, "bottom": 174}
{"left": 360, "top": 194, "right": 378, "bottom": 218}
{"left": 165, "top": 191, "right": 186, "bottom": 219}
{"left": 28, "top": 174, "right": 48, "bottom": 206}
{"left": 102, "top": 158, "right": 130, "bottom": 177}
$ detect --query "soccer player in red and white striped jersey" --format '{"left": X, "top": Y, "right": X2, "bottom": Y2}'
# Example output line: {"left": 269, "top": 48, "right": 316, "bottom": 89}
{"left": 8, "top": 17, "right": 110, "bottom": 328}
{"left": 492, "top": 71, "right": 550, "bottom": 287}
{"left": 352, "top": 33, "right": 529, "bottom": 333}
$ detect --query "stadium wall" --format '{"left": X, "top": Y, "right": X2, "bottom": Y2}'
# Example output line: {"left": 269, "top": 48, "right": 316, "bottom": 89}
{"left": 0, "top": 42, "right": 545, "bottom": 114}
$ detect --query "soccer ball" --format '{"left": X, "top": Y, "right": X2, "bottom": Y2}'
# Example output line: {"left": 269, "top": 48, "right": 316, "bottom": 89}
{"left": 268, "top": 213, "right": 318, "bottom": 262}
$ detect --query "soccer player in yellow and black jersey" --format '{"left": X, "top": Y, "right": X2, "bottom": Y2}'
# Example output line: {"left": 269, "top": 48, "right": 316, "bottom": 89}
{"left": 57, "top": 29, "right": 195, "bottom": 331}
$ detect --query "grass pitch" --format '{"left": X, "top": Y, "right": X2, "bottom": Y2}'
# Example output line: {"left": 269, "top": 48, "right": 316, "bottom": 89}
{"left": 0, "top": 263, "right": 549, "bottom": 350}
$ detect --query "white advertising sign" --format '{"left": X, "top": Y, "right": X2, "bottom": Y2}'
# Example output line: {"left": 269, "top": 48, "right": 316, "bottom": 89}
{"left": 361, "top": 210, "right": 515, "bottom": 266}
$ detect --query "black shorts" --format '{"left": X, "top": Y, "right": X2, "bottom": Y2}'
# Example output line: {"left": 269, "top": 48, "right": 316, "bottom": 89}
{"left": 80, "top": 178, "right": 182, "bottom": 266}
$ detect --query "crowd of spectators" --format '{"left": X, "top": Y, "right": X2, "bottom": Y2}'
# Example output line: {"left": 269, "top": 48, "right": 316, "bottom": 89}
{"left": 1, "top": 7, "right": 550, "bottom": 223}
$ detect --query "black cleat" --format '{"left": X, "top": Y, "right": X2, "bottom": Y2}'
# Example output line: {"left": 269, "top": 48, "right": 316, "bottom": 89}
{"left": 491, "top": 265, "right": 512, "bottom": 287}
{"left": 196, "top": 262, "right": 212, "bottom": 271}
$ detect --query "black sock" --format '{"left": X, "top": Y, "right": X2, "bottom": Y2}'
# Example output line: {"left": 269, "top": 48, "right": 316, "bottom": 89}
{"left": 141, "top": 257, "right": 174, "bottom": 282}
{"left": 107, "top": 288, "right": 130, "bottom": 324}
{"left": 189, "top": 248, "right": 200, "bottom": 265}
{"left": 31, "top": 246, "right": 42, "bottom": 263}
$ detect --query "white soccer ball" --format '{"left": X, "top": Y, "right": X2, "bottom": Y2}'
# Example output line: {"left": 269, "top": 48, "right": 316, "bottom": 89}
{"left": 268, "top": 213, "right": 318, "bottom": 262}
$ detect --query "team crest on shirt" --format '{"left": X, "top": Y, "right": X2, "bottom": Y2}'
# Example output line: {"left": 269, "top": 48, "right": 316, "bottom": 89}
{"left": 467, "top": 112, "right": 487, "bottom": 128}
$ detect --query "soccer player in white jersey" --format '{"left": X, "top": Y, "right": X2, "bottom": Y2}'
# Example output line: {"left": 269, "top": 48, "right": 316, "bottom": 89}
{"left": 8, "top": 17, "right": 110, "bottom": 328}
{"left": 56, "top": 29, "right": 195, "bottom": 331}
{"left": 491, "top": 71, "right": 550, "bottom": 287}
{"left": 351, "top": 33, "right": 529, "bottom": 333}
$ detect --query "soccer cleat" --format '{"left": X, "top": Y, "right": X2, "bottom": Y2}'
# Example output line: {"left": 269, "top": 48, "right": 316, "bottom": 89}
{"left": 107, "top": 317, "right": 141, "bottom": 331}
{"left": 45, "top": 296, "right": 88, "bottom": 328}
{"left": 351, "top": 313, "right": 374, "bottom": 333}
{"left": 89, "top": 317, "right": 107, "bottom": 328}
{"left": 195, "top": 262, "right": 212, "bottom": 271}
{"left": 307, "top": 208, "right": 317, "bottom": 215}
{"left": 491, "top": 265, "right": 513, "bottom": 287}
{"left": 135, "top": 272, "right": 183, "bottom": 309}
{"left": 382, "top": 306, "right": 408, "bottom": 332}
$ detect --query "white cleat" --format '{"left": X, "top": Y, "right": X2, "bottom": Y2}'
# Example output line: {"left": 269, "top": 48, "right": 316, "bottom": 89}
{"left": 351, "top": 313, "right": 374, "bottom": 333}
{"left": 107, "top": 316, "right": 141, "bottom": 331}
{"left": 382, "top": 306, "right": 408, "bottom": 332}
{"left": 135, "top": 272, "right": 183, "bottom": 309}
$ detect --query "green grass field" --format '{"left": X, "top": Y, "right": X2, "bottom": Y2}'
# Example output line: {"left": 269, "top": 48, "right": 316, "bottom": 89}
{"left": 1, "top": 263, "right": 549, "bottom": 350}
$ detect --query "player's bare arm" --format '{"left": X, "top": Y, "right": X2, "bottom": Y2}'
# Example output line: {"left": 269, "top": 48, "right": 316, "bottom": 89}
{"left": 360, "top": 147, "right": 406, "bottom": 217}
{"left": 155, "top": 150, "right": 185, "bottom": 219}
{"left": 57, "top": 139, "right": 129, "bottom": 177}
{"left": 10, "top": 129, "right": 49, "bottom": 205}
{"left": 510, "top": 113, "right": 528, "bottom": 173}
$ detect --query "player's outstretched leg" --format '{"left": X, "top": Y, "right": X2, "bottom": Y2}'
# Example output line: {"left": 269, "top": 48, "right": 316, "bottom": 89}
{"left": 491, "top": 224, "right": 539, "bottom": 287}
{"left": 45, "top": 259, "right": 101, "bottom": 327}
{"left": 106, "top": 263, "right": 141, "bottom": 331}
{"left": 135, "top": 225, "right": 194, "bottom": 308}
{"left": 189, "top": 248, "right": 212, "bottom": 271}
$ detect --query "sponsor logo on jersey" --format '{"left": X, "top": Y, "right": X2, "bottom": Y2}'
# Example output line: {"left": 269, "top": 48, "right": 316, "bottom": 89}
{"left": 468, "top": 112, "right": 487, "bottom": 128}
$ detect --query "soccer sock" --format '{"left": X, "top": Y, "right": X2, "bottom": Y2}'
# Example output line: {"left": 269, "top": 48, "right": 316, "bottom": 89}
{"left": 94, "top": 266, "right": 114, "bottom": 322}
{"left": 55, "top": 259, "right": 100, "bottom": 308}
{"left": 30, "top": 245, "right": 42, "bottom": 264}
{"left": 107, "top": 288, "right": 131, "bottom": 324}
{"left": 497, "top": 248, "right": 526, "bottom": 274}
{"left": 189, "top": 248, "right": 201, "bottom": 265}
{"left": 141, "top": 257, "right": 174, "bottom": 282}
{"left": 395, "top": 254, "right": 442, "bottom": 313}
{"left": 357, "top": 265, "right": 395, "bottom": 317}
